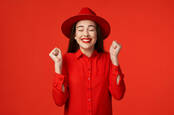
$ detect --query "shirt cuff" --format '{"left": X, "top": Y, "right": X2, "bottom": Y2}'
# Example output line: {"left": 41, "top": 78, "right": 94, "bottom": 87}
{"left": 111, "top": 64, "right": 124, "bottom": 86}
{"left": 53, "top": 72, "right": 65, "bottom": 91}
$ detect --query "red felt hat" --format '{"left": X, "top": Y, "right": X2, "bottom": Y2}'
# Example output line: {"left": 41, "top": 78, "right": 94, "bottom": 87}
{"left": 61, "top": 7, "right": 111, "bottom": 40}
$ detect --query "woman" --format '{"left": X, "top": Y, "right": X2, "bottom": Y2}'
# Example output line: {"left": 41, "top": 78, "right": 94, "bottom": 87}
{"left": 49, "top": 7, "right": 126, "bottom": 115}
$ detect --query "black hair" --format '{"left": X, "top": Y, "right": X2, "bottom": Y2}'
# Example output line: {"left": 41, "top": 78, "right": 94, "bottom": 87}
{"left": 67, "top": 21, "right": 105, "bottom": 53}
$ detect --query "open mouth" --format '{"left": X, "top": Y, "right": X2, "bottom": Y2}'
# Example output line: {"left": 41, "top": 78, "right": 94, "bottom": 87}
{"left": 80, "top": 38, "right": 92, "bottom": 43}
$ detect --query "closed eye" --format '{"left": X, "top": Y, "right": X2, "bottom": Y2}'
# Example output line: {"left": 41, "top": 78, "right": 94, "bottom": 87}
{"left": 89, "top": 29, "right": 95, "bottom": 31}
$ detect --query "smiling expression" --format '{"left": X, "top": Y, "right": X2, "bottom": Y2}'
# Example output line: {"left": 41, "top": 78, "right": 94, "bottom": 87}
{"left": 74, "top": 20, "right": 97, "bottom": 50}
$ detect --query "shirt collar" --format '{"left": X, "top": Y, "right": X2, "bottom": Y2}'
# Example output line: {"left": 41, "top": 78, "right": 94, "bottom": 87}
{"left": 75, "top": 49, "right": 99, "bottom": 59}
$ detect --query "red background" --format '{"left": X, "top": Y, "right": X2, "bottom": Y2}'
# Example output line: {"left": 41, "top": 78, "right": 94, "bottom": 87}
{"left": 1, "top": 0, "right": 174, "bottom": 115}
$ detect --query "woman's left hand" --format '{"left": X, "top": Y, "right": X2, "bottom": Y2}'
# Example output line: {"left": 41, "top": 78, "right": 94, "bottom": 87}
{"left": 109, "top": 40, "right": 122, "bottom": 66}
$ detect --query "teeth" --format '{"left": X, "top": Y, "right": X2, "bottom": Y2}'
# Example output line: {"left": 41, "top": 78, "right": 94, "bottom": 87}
{"left": 82, "top": 39, "right": 90, "bottom": 41}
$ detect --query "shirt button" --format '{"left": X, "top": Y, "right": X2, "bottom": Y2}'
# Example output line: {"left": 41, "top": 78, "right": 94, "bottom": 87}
{"left": 88, "top": 98, "right": 91, "bottom": 102}
{"left": 88, "top": 110, "right": 92, "bottom": 112}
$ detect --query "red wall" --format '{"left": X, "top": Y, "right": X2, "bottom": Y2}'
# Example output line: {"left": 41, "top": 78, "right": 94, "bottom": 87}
{"left": 1, "top": 0, "right": 174, "bottom": 115}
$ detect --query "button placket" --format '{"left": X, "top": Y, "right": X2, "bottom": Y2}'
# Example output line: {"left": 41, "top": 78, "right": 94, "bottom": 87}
{"left": 87, "top": 59, "right": 92, "bottom": 115}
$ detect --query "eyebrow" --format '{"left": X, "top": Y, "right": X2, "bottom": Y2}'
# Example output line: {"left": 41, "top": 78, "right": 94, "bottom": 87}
{"left": 76, "top": 25, "right": 96, "bottom": 28}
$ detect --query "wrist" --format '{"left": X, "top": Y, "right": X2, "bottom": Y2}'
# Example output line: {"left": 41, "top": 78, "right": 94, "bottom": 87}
{"left": 112, "top": 57, "right": 119, "bottom": 66}
{"left": 55, "top": 63, "right": 62, "bottom": 74}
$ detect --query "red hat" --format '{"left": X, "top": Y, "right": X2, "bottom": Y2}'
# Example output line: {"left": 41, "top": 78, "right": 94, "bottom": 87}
{"left": 61, "top": 7, "right": 111, "bottom": 40}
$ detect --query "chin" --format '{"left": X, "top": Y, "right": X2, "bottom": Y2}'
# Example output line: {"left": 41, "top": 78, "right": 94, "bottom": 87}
{"left": 80, "top": 45, "right": 93, "bottom": 50}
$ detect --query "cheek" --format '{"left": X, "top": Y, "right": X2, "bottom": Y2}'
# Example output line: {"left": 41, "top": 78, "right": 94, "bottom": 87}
{"left": 92, "top": 33, "right": 97, "bottom": 41}
{"left": 75, "top": 32, "right": 83, "bottom": 39}
{"left": 75, "top": 36, "right": 82, "bottom": 44}
{"left": 74, "top": 33, "right": 81, "bottom": 41}
{"left": 91, "top": 32, "right": 97, "bottom": 37}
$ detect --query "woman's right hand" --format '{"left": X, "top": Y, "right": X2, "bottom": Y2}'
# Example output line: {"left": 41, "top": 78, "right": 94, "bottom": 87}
{"left": 49, "top": 48, "right": 62, "bottom": 74}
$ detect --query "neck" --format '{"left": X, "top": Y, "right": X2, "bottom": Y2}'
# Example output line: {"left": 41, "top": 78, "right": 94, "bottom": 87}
{"left": 80, "top": 47, "right": 94, "bottom": 57}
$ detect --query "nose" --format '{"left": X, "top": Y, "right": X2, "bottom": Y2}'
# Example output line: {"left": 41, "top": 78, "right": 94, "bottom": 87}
{"left": 83, "top": 30, "right": 89, "bottom": 37}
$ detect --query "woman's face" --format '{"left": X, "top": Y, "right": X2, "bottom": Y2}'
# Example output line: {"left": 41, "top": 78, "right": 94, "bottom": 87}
{"left": 74, "top": 20, "right": 97, "bottom": 50}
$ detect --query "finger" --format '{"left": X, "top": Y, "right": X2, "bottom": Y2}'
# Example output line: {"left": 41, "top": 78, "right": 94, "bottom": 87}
{"left": 114, "top": 40, "right": 122, "bottom": 49}
{"left": 111, "top": 41, "right": 115, "bottom": 46}
{"left": 113, "top": 45, "right": 117, "bottom": 49}
{"left": 49, "top": 53, "right": 55, "bottom": 60}
{"left": 52, "top": 48, "right": 59, "bottom": 56}
{"left": 49, "top": 48, "right": 56, "bottom": 56}
{"left": 109, "top": 43, "right": 113, "bottom": 52}
{"left": 54, "top": 48, "right": 59, "bottom": 52}
{"left": 54, "top": 49, "right": 59, "bottom": 56}
{"left": 57, "top": 48, "right": 62, "bottom": 59}
{"left": 49, "top": 51, "right": 56, "bottom": 58}
{"left": 115, "top": 41, "right": 122, "bottom": 48}
{"left": 50, "top": 48, "right": 57, "bottom": 54}
{"left": 110, "top": 40, "right": 117, "bottom": 52}
{"left": 113, "top": 40, "right": 117, "bottom": 46}
{"left": 112, "top": 41, "right": 117, "bottom": 49}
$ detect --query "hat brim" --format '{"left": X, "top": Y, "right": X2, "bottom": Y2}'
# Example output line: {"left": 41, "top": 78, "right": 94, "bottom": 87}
{"left": 61, "top": 15, "right": 110, "bottom": 40}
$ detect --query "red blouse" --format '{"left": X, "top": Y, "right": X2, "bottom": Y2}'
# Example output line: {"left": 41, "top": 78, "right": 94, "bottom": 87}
{"left": 52, "top": 49, "right": 126, "bottom": 115}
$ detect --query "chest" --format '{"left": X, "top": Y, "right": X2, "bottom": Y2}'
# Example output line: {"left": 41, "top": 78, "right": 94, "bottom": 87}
{"left": 67, "top": 57, "right": 110, "bottom": 88}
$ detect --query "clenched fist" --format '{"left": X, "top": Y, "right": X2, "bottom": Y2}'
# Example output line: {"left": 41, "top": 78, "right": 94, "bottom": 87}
{"left": 49, "top": 48, "right": 63, "bottom": 74}
{"left": 109, "top": 40, "right": 122, "bottom": 66}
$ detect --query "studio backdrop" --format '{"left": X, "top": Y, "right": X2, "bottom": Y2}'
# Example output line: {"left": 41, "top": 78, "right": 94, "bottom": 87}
{"left": 1, "top": 0, "right": 174, "bottom": 115}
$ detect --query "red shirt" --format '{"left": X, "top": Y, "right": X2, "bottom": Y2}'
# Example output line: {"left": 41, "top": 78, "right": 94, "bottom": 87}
{"left": 52, "top": 49, "right": 126, "bottom": 115}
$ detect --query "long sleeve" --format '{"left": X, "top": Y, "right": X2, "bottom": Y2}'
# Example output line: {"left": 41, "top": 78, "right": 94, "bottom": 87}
{"left": 108, "top": 59, "right": 126, "bottom": 100}
{"left": 52, "top": 54, "right": 69, "bottom": 106}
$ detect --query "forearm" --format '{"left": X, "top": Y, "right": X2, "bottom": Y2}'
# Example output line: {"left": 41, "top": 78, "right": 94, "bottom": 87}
{"left": 111, "top": 57, "right": 120, "bottom": 85}
{"left": 112, "top": 57, "right": 119, "bottom": 66}
{"left": 54, "top": 64, "right": 65, "bottom": 92}
{"left": 52, "top": 72, "right": 69, "bottom": 106}
{"left": 52, "top": 86, "right": 69, "bottom": 106}
{"left": 55, "top": 63, "right": 62, "bottom": 74}
{"left": 109, "top": 58, "right": 125, "bottom": 100}
{"left": 109, "top": 72, "right": 125, "bottom": 100}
